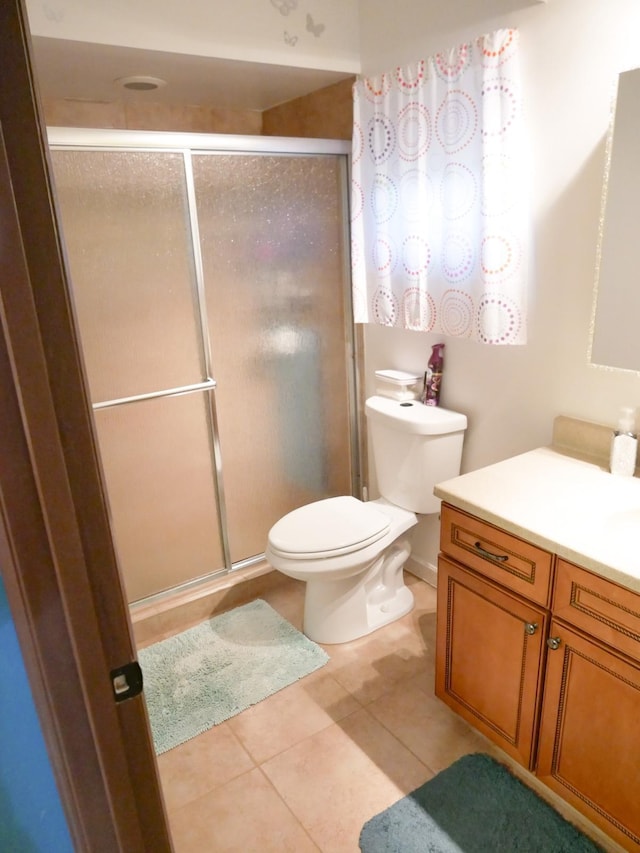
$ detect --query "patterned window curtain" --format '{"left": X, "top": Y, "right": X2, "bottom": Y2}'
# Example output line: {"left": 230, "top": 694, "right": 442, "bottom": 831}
{"left": 351, "top": 28, "right": 528, "bottom": 344}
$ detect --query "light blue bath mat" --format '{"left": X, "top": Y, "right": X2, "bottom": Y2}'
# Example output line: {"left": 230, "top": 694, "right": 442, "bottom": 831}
{"left": 138, "top": 599, "right": 329, "bottom": 754}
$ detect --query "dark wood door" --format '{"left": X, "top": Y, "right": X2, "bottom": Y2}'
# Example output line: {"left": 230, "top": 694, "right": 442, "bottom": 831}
{"left": 0, "top": 1, "right": 172, "bottom": 848}
{"left": 436, "top": 555, "right": 548, "bottom": 769}
{"left": 537, "top": 620, "right": 640, "bottom": 852}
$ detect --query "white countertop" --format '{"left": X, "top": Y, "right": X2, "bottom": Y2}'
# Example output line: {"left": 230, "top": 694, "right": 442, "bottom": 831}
{"left": 434, "top": 446, "right": 640, "bottom": 594}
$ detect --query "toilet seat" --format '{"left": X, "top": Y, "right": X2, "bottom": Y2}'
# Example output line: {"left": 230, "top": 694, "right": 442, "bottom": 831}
{"left": 267, "top": 496, "right": 391, "bottom": 560}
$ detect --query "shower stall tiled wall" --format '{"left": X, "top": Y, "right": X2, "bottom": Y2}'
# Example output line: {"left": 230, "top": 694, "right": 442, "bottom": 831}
{"left": 49, "top": 131, "right": 357, "bottom": 604}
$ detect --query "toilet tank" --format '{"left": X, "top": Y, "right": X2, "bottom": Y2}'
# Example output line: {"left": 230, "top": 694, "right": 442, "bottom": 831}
{"left": 365, "top": 396, "right": 467, "bottom": 514}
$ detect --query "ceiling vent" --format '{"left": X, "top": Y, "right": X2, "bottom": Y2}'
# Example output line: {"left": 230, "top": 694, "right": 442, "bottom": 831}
{"left": 115, "top": 75, "right": 167, "bottom": 92}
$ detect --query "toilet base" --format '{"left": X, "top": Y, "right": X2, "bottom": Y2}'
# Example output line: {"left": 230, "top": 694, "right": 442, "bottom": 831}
{"left": 302, "top": 536, "right": 414, "bottom": 644}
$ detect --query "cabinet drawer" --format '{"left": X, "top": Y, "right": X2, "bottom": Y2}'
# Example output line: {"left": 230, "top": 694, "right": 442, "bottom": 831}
{"left": 440, "top": 504, "right": 554, "bottom": 607}
{"left": 553, "top": 559, "right": 640, "bottom": 665}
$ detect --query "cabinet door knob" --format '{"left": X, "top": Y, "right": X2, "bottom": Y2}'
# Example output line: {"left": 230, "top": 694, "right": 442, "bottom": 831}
{"left": 547, "top": 636, "right": 562, "bottom": 650}
{"left": 524, "top": 622, "right": 538, "bottom": 635}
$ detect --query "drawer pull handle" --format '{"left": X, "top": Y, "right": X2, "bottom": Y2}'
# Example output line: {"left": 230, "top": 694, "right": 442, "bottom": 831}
{"left": 524, "top": 622, "right": 538, "bottom": 635}
{"left": 547, "top": 637, "right": 562, "bottom": 651}
{"left": 474, "top": 542, "right": 509, "bottom": 562}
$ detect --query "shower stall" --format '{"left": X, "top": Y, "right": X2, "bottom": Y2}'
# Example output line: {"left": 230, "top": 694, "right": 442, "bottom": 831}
{"left": 48, "top": 129, "right": 358, "bottom": 604}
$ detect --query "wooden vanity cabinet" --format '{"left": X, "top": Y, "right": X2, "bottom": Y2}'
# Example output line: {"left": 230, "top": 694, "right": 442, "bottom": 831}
{"left": 436, "top": 505, "right": 640, "bottom": 851}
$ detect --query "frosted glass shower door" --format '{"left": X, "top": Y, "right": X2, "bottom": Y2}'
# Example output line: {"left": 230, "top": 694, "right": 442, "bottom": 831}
{"left": 51, "top": 149, "right": 225, "bottom": 601}
{"left": 51, "top": 151, "right": 205, "bottom": 401}
{"left": 192, "top": 154, "right": 353, "bottom": 562}
{"left": 50, "top": 138, "right": 356, "bottom": 602}
{"left": 93, "top": 394, "right": 224, "bottom": 602}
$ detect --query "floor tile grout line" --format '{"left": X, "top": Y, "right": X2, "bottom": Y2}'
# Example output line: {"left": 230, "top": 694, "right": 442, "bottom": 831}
{"left": 254, "top": 764, "right": 322, "bottom": 851}
{"left": 347, "top": 704, "right": 434, "bottom": 784}
{"left": 160, "top": 724, "right": 258, "bottom": 817}
{"left": 225, "top": 671, "right": 367, "bottom": 766}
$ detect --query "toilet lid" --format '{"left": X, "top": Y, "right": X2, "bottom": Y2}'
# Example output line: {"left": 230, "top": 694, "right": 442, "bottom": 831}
{"left": 268, "top": 496, "right": 391, "bottom": 559}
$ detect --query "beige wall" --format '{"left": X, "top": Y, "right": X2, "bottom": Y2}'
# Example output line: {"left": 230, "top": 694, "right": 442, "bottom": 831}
{"left": 262, "top": 78, "right": 354, "bottom": 140}
{"left": 42, "top": 78, "right": 353, "bottom": 139}
{"left": 42, "top": 97, "right": 263, "bottom": 135}
{"left": 358, "top": 0, "right": 640, "bottom": 574}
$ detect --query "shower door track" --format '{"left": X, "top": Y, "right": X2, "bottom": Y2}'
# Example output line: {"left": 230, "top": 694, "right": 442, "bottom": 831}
{"left": 49, "top": 127, "right": 360, "bottom": 605}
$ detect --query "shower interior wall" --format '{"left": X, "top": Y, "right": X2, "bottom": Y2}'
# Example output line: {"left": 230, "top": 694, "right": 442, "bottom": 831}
{"left": 41, "top": 77, "right": 354, "bottom": 139}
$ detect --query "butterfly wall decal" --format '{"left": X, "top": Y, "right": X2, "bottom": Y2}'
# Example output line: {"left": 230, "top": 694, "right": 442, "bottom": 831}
{"left": 306, "top": 13, "right": 325, "bottom": 37}
{"left": 271, "top": 0, "right": 298, "bottom": 16}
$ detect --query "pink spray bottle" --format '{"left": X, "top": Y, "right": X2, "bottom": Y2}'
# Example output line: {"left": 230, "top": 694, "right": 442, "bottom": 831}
{"left": 422, "top": 343, "right": 444, "bottom": 406}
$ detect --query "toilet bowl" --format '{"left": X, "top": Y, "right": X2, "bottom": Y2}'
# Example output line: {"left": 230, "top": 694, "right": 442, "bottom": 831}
{"left": 267, "top": 496, "right": 417, "bottom": 643}
{"left": 266, "top": 395, "right": 467, "bottom": 644}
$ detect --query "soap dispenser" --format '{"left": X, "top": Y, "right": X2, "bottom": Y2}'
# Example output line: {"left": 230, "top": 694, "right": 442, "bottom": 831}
{"left": 610, "top": 407, "right": 638, "bottom": 476}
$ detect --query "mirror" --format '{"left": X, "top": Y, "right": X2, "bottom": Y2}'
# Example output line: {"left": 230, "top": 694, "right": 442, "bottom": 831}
{"left": 590, "top": 67, "right": 640, "bottom": 371}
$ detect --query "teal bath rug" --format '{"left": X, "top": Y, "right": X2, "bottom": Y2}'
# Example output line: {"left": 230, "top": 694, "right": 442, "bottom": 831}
{"left": 359, "top": 753, "right": 603, "bottom": 853}
{"left": 138, "top": 599, "right": 329, "bottom": 754}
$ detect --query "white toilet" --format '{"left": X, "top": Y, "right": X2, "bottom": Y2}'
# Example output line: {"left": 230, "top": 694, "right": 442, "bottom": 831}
{"left": 265, "top": 395, "right": 467, "bottom": 643}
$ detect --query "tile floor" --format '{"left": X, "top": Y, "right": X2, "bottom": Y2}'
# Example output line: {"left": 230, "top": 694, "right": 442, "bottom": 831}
{"left": 141, "top": 572, "right": 621, "bottom": 853}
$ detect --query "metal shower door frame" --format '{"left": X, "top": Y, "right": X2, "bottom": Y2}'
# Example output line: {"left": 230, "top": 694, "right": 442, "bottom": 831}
{"left": 47, "top": 127, "right": 360, "bottom": 591}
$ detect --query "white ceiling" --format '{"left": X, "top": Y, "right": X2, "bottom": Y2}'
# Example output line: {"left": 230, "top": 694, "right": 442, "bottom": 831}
{"left": 30, "top": 36, "right": 355, "bottom": 113}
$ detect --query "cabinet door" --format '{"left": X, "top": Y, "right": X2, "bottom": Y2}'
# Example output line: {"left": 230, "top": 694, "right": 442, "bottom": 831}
{"left": 436, "top": 556, "right": 548, "bottom": 769}
{"left": 537, "top": 621, "right": 640, "bottom": 852}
